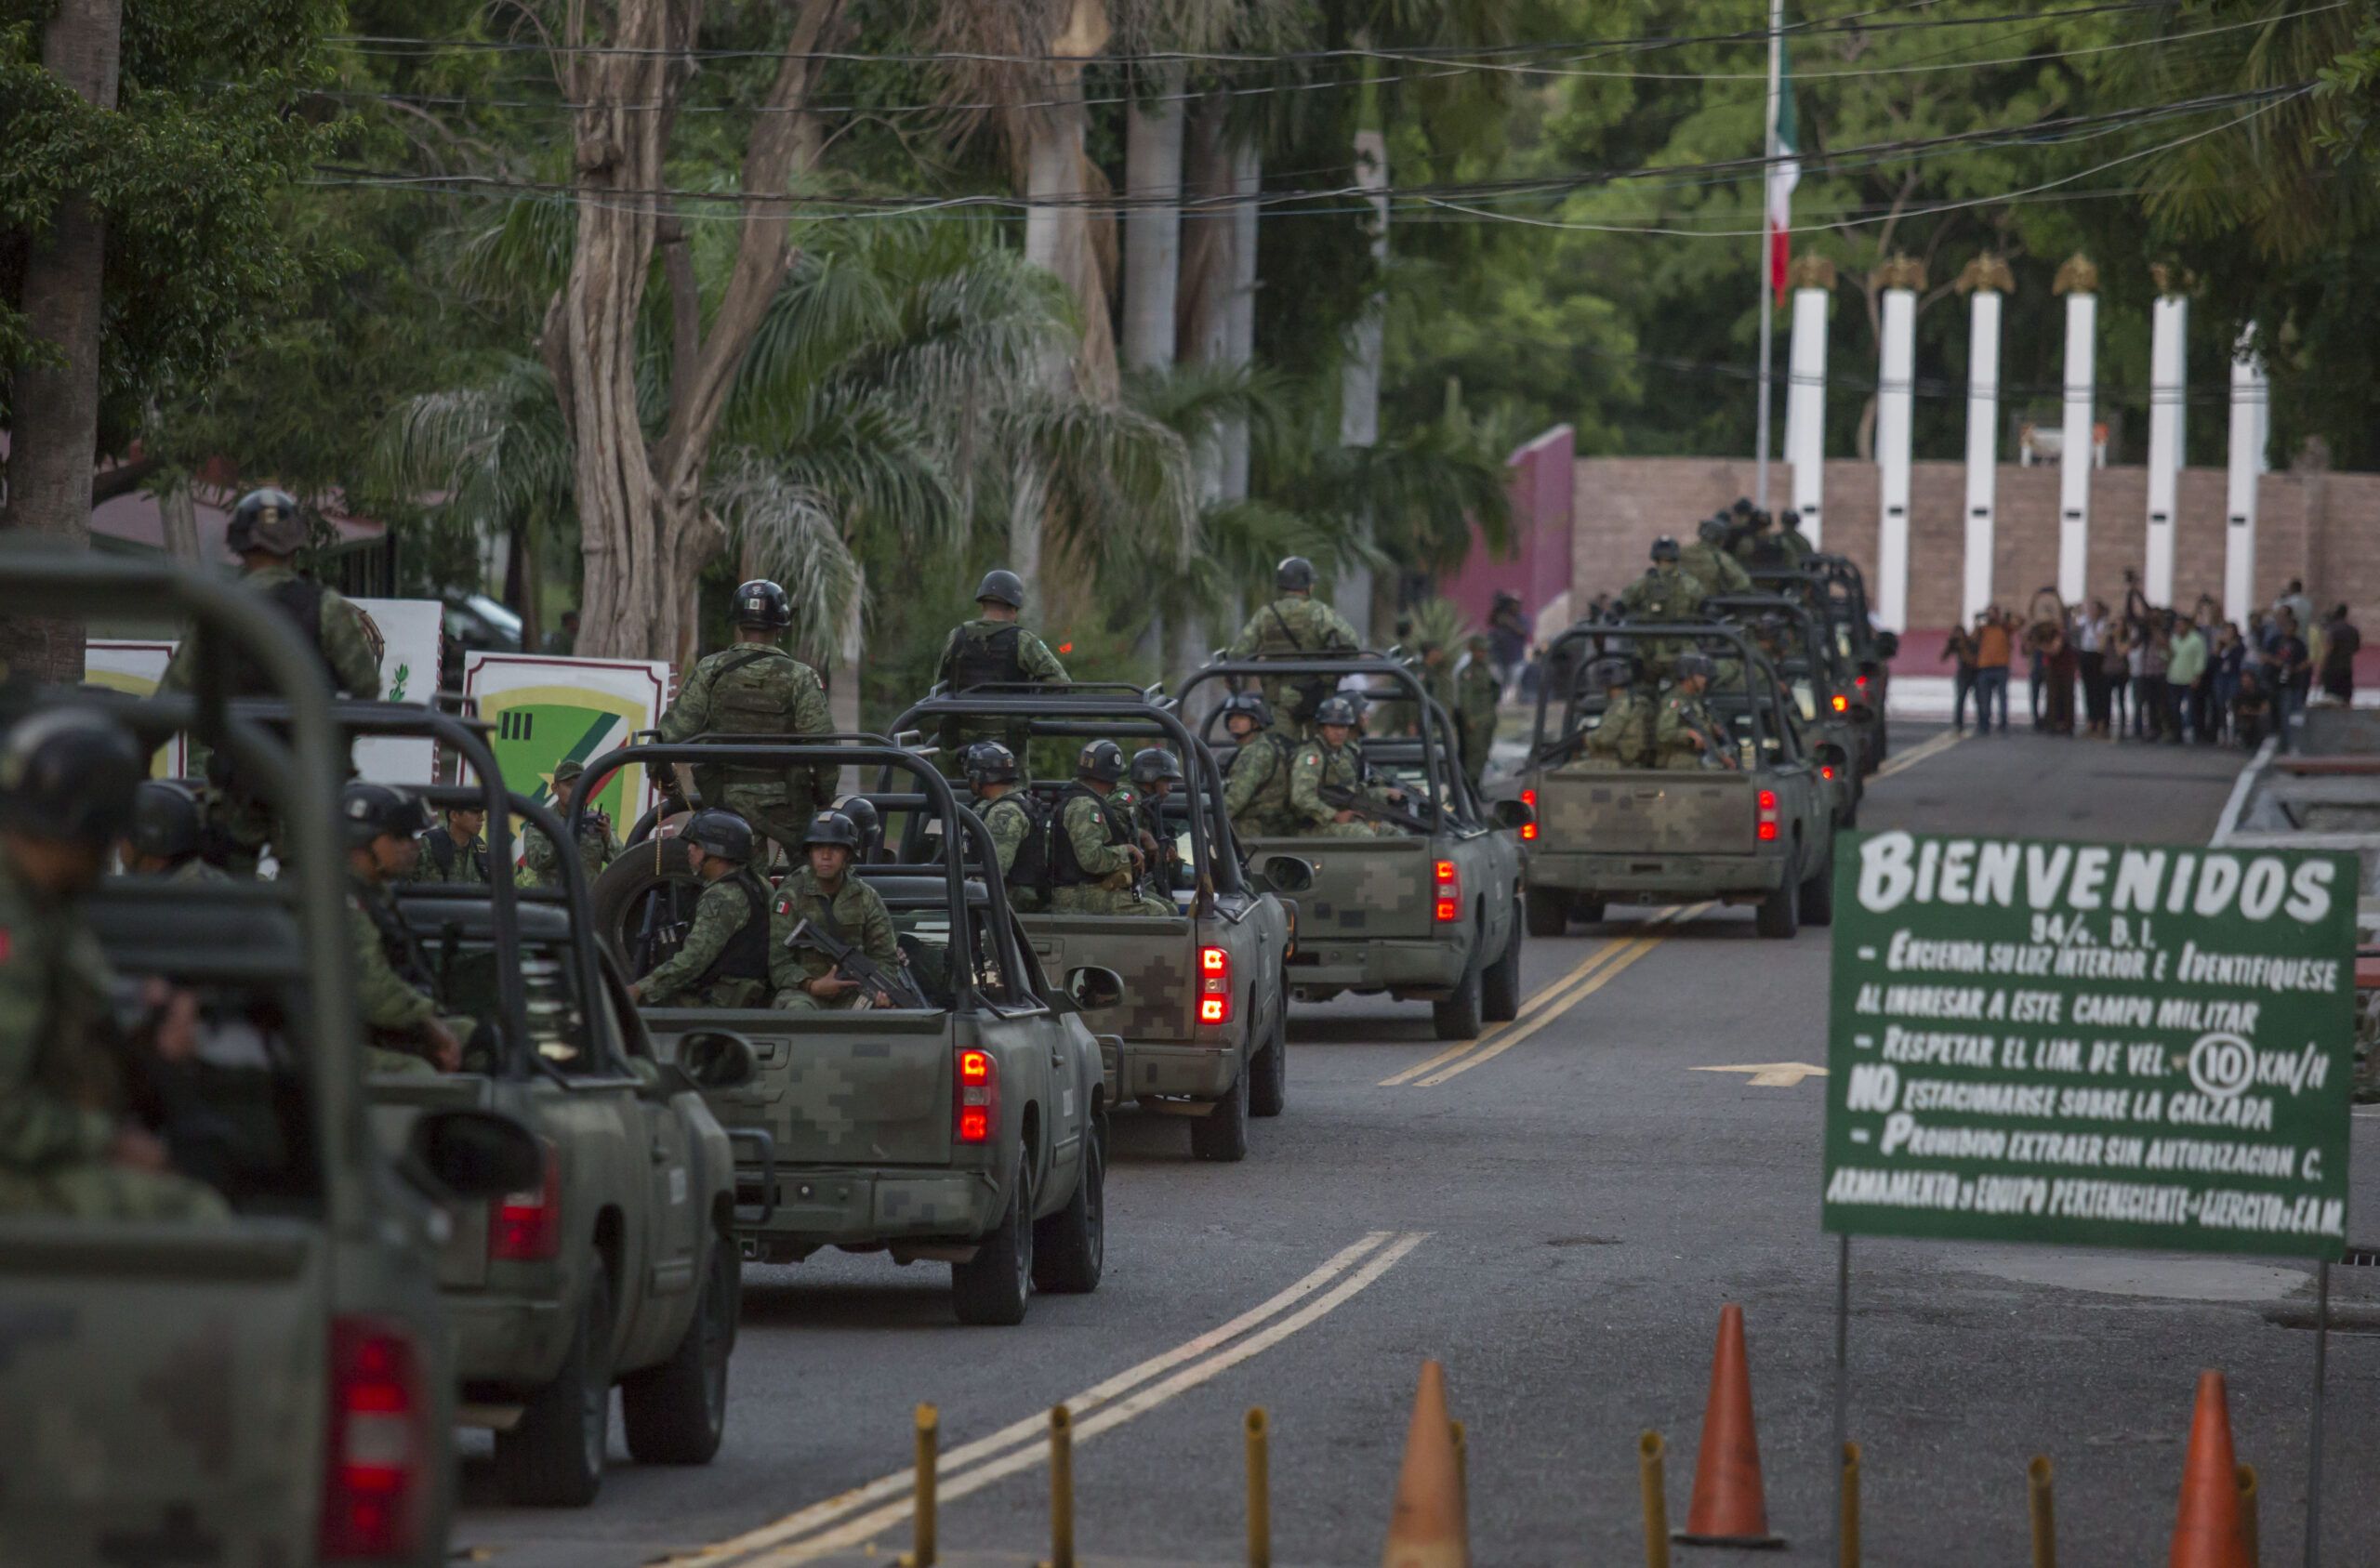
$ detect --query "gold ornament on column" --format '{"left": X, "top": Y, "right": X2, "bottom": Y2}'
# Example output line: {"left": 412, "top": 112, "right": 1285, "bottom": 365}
{"left": 1869, "top": 253, "right": 1926, "bottom": 292}
{"left": 1955, "top": 254, "right": 2015, "bottom": 296}
{"left": 2052, "top": 254, "right": 2098, "bottom": 296}
{"left": 1786, "top": 253, "right": 1836, "bottom": 291}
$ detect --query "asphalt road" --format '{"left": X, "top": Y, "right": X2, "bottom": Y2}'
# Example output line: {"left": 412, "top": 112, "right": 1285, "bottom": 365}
{"left": 456, "top": 727, "right": 2380, "bottom": 1566}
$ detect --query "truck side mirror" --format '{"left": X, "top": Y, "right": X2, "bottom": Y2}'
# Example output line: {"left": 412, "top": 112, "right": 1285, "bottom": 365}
{"left": 1259, "top": 854, "right": 1315, "bottom": 894}
{"left": 1490, "top": 797, "right": 1534, "bottom": 833}
{"left": 408, "top": 1109, "right": 544, "bottom": 1201}
{"left": 680, "top": 1029, "right": 760, "bottom": 1090}
{"left": 1066, "top": 965, "right": 1126, "bottom": 1013}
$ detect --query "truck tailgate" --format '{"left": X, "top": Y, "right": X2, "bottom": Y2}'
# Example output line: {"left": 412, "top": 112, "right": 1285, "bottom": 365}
{"left": 369, "top": 1074, "right": 499, "bottom": 1288}
{"left": 1539, "top": 771, "right": 1756, "bottom": 855}
{"left": 1021, "top": 914, "right": 1193, "bottom": 1042}
{"left": 0, "top": 1221, "right": 329, "bottom": 1564}
{"left": 650, "top": 1008, "right": 954, "bottom": 1166}
{"left": 1250, "top": 834, "right": 1436, "bottom": 941}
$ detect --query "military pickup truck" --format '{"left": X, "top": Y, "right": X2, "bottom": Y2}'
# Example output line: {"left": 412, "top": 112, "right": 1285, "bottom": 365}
{"left": 891, "top": 686, "right": 1302, "bottom": 1163}
{"left": 585, "top": 743, "right": 1117, "bottom": 1325}
{"left": 336, "top": 705, "right": 755, "bottom": 1508}
{"left": 1701, "top": 591, "right": 1874, "bottom": 820}
{"left": 1183, "top": 654, "right": 1530, "bottom": 1041}
{"left": 0, "top": 551, "right": 540, "bottom": 1568}
{"left": 1522, "top": 622, "right": 1842, "bottom": 940}
{"left": 1750, "top": 554, "right": 1899, "bottom": 769}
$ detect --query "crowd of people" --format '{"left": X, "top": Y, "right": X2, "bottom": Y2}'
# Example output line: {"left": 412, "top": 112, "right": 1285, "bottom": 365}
{"left": 1941, "top": 575, "right": 2360, "bottom": 751}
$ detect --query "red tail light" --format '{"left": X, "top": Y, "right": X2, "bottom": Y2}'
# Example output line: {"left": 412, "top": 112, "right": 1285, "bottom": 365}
{"left": 1831, "top": 693, "right": 1848, "bottom": 713}
{"left": 956, "top": 1048, "right": 998, "bottom": 1142}
{"left": 1433, "top": 860, "right": 1461, "bottom": 924}
{"left": 489, "top": 1141, "right": 561, "bottom": 1262}
{"left": 1198, "top": 945, "right": 1233, "bottom": 1025}
{"left": 1855, "top": 674, "right": 1870, "bottom": 691}
{"left": 1756, "top": 788, "right": 1779, "bottom": 842}
{"left": 320, "top": 1318, "right": 429, "bottom": 1561}
{"left": 1519, "top": 788, "right": 1539, "bottom": 842}
{"left": 1820, "top": 765, "right": 1836, "bottom": 782}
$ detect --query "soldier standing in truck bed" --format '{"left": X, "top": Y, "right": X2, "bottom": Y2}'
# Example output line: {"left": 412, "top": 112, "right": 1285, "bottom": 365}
{"left": 1225, "top": 557, "right": 1362, "bottom": 737}
{"left": 934, "top": 570, "right": 1070, "bottom": 778}
{"left": 656, "top": 578, "right": 839, "bottom": 863}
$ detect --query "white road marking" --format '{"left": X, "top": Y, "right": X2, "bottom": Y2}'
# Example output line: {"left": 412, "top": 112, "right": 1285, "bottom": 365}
{"left": 1690, "top": 1061, "right": 1830, "bottom": 1087}
{"left": 1873, "top": 728, "right": 1965, "bottom": 779}
{"left": 1416, "top": 936, "right": 1664, "bottom": 1087}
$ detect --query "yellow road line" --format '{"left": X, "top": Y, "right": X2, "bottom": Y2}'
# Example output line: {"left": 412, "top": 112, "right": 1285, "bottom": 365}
{"left": 671, "top": 1231, "right": 1417, "bottom": 1568}
{"left": 1874, "top": 728, "right": 1964, "bottom": 779}
{"left": 1416, "top": 936, "right": 1665, "bottom": 1087}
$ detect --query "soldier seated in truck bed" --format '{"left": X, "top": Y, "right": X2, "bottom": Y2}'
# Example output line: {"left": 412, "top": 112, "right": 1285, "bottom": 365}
{"left": 1286, "top": 695, "right": 1415, "bottom": 837}
{"left": 1548, "top": 653, "right": 1658, "bottom": 771}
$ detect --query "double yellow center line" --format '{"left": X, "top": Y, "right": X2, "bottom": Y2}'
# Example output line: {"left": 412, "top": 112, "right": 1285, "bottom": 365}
{"left": 1380, "top": 904, "right": 1710, "bottom": 1088}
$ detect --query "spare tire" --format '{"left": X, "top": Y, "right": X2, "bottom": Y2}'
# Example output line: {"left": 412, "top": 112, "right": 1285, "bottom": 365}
{"left": 588, "top": 835, "right": 707, "bottom": 976}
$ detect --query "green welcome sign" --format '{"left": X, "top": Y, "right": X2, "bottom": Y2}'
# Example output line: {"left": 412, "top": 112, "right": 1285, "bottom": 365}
{"left": 1823, "top": 830, "right": 2357, "bottom": 1259}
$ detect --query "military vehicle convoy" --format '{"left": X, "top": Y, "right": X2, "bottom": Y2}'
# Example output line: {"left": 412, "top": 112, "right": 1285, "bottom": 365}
{"left": 1750, "top": 554, "right": 1899, "bottom": 770}
{"left": 1522, "top": 622, "right": 1842, "bottom": 939}
{"left": 1700, "top": 591, "right": 1875, "bottom": 820}
{"left": 1184, "top": 654, "right": 1530, "bottom": 1041}
{"left": 0, "top": 551, "right": 541, "bottom": 1568}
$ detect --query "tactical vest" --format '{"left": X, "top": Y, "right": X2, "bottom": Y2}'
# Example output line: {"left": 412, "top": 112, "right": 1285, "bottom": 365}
{"left": 945, "top": 624, "right": 1027, "bottom": 692}
{"left": 222, "top": 576, "right": 336, "bottom": 696}
{"left": 705, "top": 647, "right": 806, "bottom": 784}
{"left": 984, "top": 792, "right": 1053, "bottom": 897}
{"left": 1046, "top": 784, "right": 1127, "bottom": 889}
{"left": 691, "top": 871, "right": 773, "bottom": 991}
{"left": 358, "top": 884, "right": 436, "bottom": 991}
{"left": 424, "top": 829, "right": 487, "bottom": 881}
{"left": 1257, "top": 602, "right": 1338, "bottom": 722}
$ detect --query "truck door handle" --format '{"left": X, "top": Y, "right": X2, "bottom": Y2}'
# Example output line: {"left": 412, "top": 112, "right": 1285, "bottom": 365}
{"left": 650, "top": 1143, "right": 669, "bottom": 1165}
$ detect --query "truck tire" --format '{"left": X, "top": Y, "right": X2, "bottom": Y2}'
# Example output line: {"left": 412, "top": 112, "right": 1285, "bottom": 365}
{"left": 1573, "top": 896, "right": 1606, "bottom": 926}
{"left": 588, "top": 837, "right": 701, "bottom": 975}
{"left": 1525, "top": 885, "right": 1569, "bottom": 939}
{"left": 1032, "top": 1119, "right": 1105, "bottom": 1294}
{"left": 621, "top": 1225, "right": 739, "bottom": 1466}
{"left": 494, "top": 1265, "right": 615, "bottom": 1507}
{"left": 1755, "top": 876, "right": 1801, "bottom": 940}
{"left": 1190, "top": 1052, "right": 1250, "bottom": 1163}
{"left": 952, "top": 1158, "right": 1034, "bottom": 1325}
{"left": 1432, "top": 938, "right": 1485, "bottom": 1041}
{"left": 1248, "top": 992, "right": 1287, "bottom": 1118}
{"left": 1481, "top": 906, "right": 1524, "bottom": 1023}
{"left": 1797, "top": 857, "right": 1835, "bottom": 928}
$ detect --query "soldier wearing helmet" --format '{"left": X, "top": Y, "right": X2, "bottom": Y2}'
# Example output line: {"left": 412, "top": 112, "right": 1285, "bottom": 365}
{"left": 157, "top": 487, "right": 384, "bottom": 874}
{"left": 1287, "top": 694, "right": 1410, "bottom": 837}
{"left": 1048, "top": 741, "right": 1170, "bottom": 916}
{"left": 1124, "top": 747, "right": 1187, "bottom": 896}
{"left": 933, "top": 568, "right": 1071, "bottom": 780}
{"left": 628, "top": 810, "right": 774, "bottom": 1008}
{"left": 963, "top": 741, "right": 1048, "bottom": 912}
{"left": 1681, "top": 514, "right": 1752, "bottom": 597}
{"left": 117, "top": 781, "right": 228, "bottom": 883}
{"left": 1223, "top": 556, "right": 1363, "bottom": 736}
{"left": 341, "top": 782, "right": 469, "bottom": 1074}
{"left": 1220, "top": 692, "right": 1296, "bottom": 839}
{"left": 522, "top": 757, "right": 620, "bottom": 889}
{"left": 655, "top": 577, "right": 839, "bottom": 863}
{"left": 1654, "top": 652, "right": 1739, "bottom": 771}
{"left": 1453, "top": 632, "right": 1501, "bottom": 790}
{"left": 1564, "top": 654, "right": 1655, "bottom": 770}
{"left": 769, "top": 809, "right": 905, "bottom": 1008}
{"left": 0, "top": 708, "right": 230, "bottom": 1220}
{"left": 1618, "top": 535, "right": 1710, "bottom": 678}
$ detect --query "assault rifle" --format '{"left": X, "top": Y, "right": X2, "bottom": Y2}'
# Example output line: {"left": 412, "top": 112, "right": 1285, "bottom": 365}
{"left": 1317, "top": 782, "right": 1435, "bottom": 836}
{"left": 1669, "top": 698, "right": 1740, "bottom": 771}
{"left": 783, "top": 916, "right": 927, "bottom": 1009}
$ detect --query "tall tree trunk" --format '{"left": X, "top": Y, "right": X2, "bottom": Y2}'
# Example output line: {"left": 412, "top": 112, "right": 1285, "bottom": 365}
{"left": 1221, "top": 138, "right": 1260, "bottom": 506}
{"left": 1339, "top": 50, "right": 1387, "bottom": 645}
{"left": 1123, "top": 63, "right": 1185, "bottom": 662}
{"left": 1172, "top": 97, "right": 1244, "bottom": 692}
{"left": 0, "top": 0, "right": 123, "bottom": 682}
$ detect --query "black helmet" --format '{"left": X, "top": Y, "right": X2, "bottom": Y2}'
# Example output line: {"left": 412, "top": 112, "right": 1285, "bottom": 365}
{"left": 1130, "top": 747, "right": 1184, "bottom": 789}
{"left": 1650, "top": 536, "right": 1681, "bottom": 564}
{"left": 1312, "top": 694, "right": 1361, "bottom": 728}
{"left": 800, "top": 808, "right": 861, "bottom": 850}
{"left": 837, "top": 795, "right": 881, "bottom": 853}
{"left": 1730, "top": 496, "right": 1755, "bottom": 518}
{"left": 0, "top": 707, "right": 144, "bottom": 848}
{"left": 1586, "top": 655, "right": 1638, "bottom": 691}
{"left": 1275, "top": 556, "right": 1317, "bottom": 593}
{"left": 684, "top": 808, "right": 755, "bottom": 863}
{"left": 1221, "top": 692, "right": 1275, "bottom": 730}
{"left": 973, "top": 569, "right": 1026, "bottom": 610}
{"left": 129, "top": 780, "right": 205, "bottom": 861}
{"left": 730, "top": 578, "right": 793, "bottom": 630}
{"left": 1075, "top": 740, "right": 1127, "bottom": 784}
{"left": 224, "top": 487, "right": 308, "bottom": 556}
{"left": 962, "top": 740, "right": 1019, "bottom": 784}
{"left": 1673, "top": 652, "right": 1716, "bottom": 682}
{"left": 340, "top": 781, "right": 432, "bottom": 848}
{"left": 1698, "top": 515, "right": 1729, "bottom": 545}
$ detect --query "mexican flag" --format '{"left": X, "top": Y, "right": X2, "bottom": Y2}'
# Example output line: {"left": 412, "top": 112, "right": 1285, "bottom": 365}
{"left": 1767, "top": 37, "right": 1798, "bottom": 304}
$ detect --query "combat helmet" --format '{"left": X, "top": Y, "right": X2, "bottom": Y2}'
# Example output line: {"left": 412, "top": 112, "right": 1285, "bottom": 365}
{"left": 1649, "top": 536, "right": 1681, "bottom": 564}
{"left": 341, "top": 781, "right": 432, "bottom": 848}
{"left": 0, "top": 706, "right": 144, "bottom": 847}
{"left": 1586, "top": 654, "right": 1640, "bottom": 691}
{"left": 1075, "top": 740, "right": 1128, "bottom": 784}
{"left": 1698, "top": 515, "right": 1729, "bottom": 545}
{"left": 1312, "top": 694, "right": 1362, "bottom": 729}
{"left": 1673, "top": 651, "right": 1716, "bottom": 683}
{"left": 1130, "top": 747, "right": 1184, "bottom": 789}
{"left": 730, "top": 579, "right": 794, "bottom": 630}
{"left": 800, "top": 808, "right": 862, "bottom": 850}
{"left": 973, "top": 569, "right": 1026, "bottom": 610}
{"left": 1220, "top": 692, "right": 1275, "bottom": 731}
{"left": 962, "top": 740, "right": 1019, "bottom": 785}
{"left": 1275, "top": 556, "right": 1317, "bottom": 593}
{"left": 225, "top": 487, "right": 308, "bottom": 557}
{"left": 130, "top": 780, "right": 206, "bottom": 862}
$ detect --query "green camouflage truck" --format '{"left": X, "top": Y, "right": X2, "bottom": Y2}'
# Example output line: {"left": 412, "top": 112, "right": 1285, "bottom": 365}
{"left": 339, "top": 705, "right": 756, "bottom": 1509}
{"left": 1749, "top": 554, "right": 1899, "bottom": 771}
{"left": 1183, "top": 655, "right": 1530, "bottom": 1042}
{"left": 0, "top": 552, "right": 540, "bottom": 1568}
{"left": 891, "top": 688, "right": 1303, "bottom": 1163}
{"left": 1522, "top": 622, "right": 1842, "bottom": 940}
{"left": 1700, "top": 590, "right": 1872, "bottom": 820}
{"left": 586, "top": 743, "right": 1116, "bottom": 1326}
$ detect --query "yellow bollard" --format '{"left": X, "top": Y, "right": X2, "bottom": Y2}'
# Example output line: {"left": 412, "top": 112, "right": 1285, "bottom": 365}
{"left": 2027, "top": 1456, "right": 2056, "bottom": 1568}
{"left": 1638, "top": 1431, "right": 1671, "bottom": 1568}
{"left": 1838, "top": 1442, "right": 1860, "bottom": 1568}
{"left": 1246, "top": 1409, "right": 1272, "bottom": 1568}
{"left": 1048, "top": 1403, "right": 1076, "bottom": 1568}
{"left": 901, "top": 1403, "right": 938, "bottom": 1568}
{"left": 1450, "top": 1419, "right": 1468, "bottom": 1526}
{"left": 2237, "top": 1464, "right": 2259, "bottom": 1565}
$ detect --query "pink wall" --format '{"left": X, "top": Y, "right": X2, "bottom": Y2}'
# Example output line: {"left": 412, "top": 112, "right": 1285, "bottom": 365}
{"left": 1444, "top": 425, "right": 1574, "bottom": 629}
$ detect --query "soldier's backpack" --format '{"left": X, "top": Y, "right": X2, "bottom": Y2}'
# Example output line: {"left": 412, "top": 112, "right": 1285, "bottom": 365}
{"left": 706, "top": 646, "right": 810, "bottom": 785}
{"left": 988, "top": 790, "right": 1058, "bottom": 901}
{"left": 422, "top": 828, "right": 487, "bottom": 880}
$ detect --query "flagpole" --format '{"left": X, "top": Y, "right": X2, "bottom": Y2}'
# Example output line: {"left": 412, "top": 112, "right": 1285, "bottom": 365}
{"left": 1753, "top": 0, "right": 1783, "bottom": 513}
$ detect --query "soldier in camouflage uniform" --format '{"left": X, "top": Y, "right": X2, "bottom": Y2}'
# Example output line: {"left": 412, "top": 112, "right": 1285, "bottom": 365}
{"left": 341, "top": 784, "right": 465, "bottom": 1074}
{"left": 1221, "top": 693, "right": 1297, "bottom": 839}
{"left": 1287, "top": 696, "right": 1411, "bottom": 838}
{"left": 1127, "top": 746, "right": 1186, "bottom": 898}
{"left": 1454, "top": 633, "right": 1501, "bottom": 790}
{"left": 1225, "top": 556, "right": 1363, "bottom": 737}
{"left": 657, "top": 578, "right": 839, "bottom": 863}
{"left": 1681, "top": 515, "right": 1753, "bottom": 598}
{"left": 116, "top": 781, "right": 230, "bottom": 884}
{"left": 521, "top": 758, "right": 619, "bottom": 889}
{"left": 629, "top": 810, "right": 774, "bottom": 1008}
{"left": 0, "top": 709, "right": 231, "bottom": 1221}
{"left": 157, "top": 488, "right": 383, "bottom": 874}
{"left": 964, "top": 741, "right": 1047, "bottom": 913}
{"left": 771, "top": 810, "right": 905, "bottom": 1008}
{"left": 1049, "top": 742, "right": 1171, "bottom": 916}
{"left": 1775, "top": 506, "right": 1817, "bottom": 562}
{"left": 1653, "top": 652, "right": 1740, "bottom": 772}
{"left": 934, "top": 569, "right": 1071, "bottom": 778}
{"left": 1618, "top": 536, "right": 1709, "bottom": 678}
{"left": 1560, "top": 656, "right": 1656, "bottom": 770}
{"left": 416, "top": 804, "right": 489, "bottom": 884}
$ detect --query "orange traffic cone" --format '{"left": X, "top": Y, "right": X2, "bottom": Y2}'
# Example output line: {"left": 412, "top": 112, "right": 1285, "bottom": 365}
{"left": 1673, "top": 1304, "right": 1785, "bottom": 1548}
{"left": 2171, "top": 1371, "right": 2250, "bottom": 1568}
{"left": 1382, "top": 1361, "right": 1468, "bottom": 1568}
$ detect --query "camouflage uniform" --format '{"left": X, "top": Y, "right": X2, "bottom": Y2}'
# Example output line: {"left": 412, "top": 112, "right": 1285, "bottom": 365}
{"left": 0, "top": 851, "right": 232, "bottom": 1220}
{"left": 1223, "top": 731, "right": 1299, "bottom": 838}
{"left": 1653, "top": 692, "right": 1732, "bottom": 771}
{"left": 1776, "top": 519, "right": 1816, "bottom": 561}
{"left": 1225, "top": 596, "right": 1362, "bottom": 735}
{"left": 1679, "top": 541, "right": 1752, "bottom": 597}
{"left": 657, "top": 643, "right": 839, "bottom": 861}
{"left": 934, "top": 618, "right": 1070, "bottom": 775}
{"left": 636, "top": 871, "right": 774, "bottom": 1008}
{"left": 1564, "top": 692, "right": 1657, "bottom": 770}
{"left": 1618, "top": 563, "right": 1710, "bottom": 678}
{"left": 769, "top": 867, "right": 901, "bottom": 1008}
{"left": 416, "top": 827, "right": 489, "bottom": 885}
{"left": 521, "top": 815, "right": 619, "bottom": 889}
{"left": 1287, "top": 736, "right": 1400, "bottom": 838}
{"left": 347, "top": 878, "right": 457, "bottom": 1076}
{"left": 1454, "top": 660, "right": 1501, "bottom": 787}
{"left": 160, "top": 858, "right": 232, "bottom": 886}
{"left": 979, "top": 792, "right": 1045, "bottom": 913}
{"left": 1050, "top": 790, "right": 1172, "bottom": 916}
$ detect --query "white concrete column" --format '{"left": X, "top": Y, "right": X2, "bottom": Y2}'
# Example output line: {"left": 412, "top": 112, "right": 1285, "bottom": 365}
{"left": 1873, "top": 272, "right": 1918, "bottom": 631}
{"left": 2224, "top": 327, "right": 2265, "bottom": 626}
{"left": 2054, "top": 257, "right": 2096, "bottom": 604}
{"left": 2145, "top": 284, "right": 2188, "bottom": 606}
{"left": 1958, "top": 258, "right": 2009, "bottom": 627}
{"left": 1785, "top": 276, "right": 1830, "bottom": 545}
